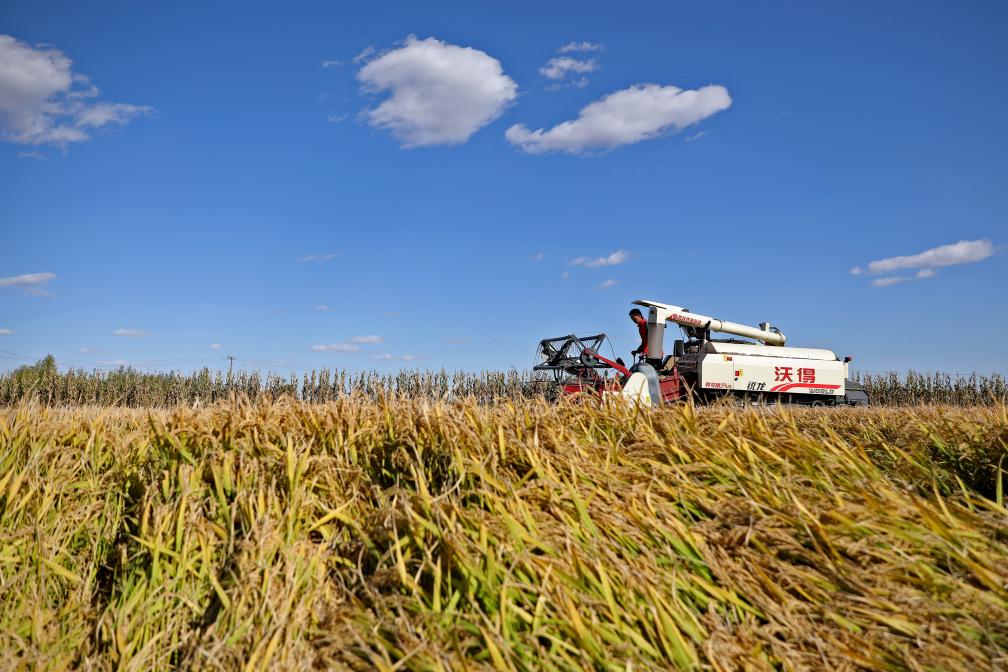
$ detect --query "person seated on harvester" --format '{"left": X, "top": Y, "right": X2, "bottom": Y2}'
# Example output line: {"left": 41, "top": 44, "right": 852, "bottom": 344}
{"left": 629, "top": 308, "right": 648, "bottom": 361}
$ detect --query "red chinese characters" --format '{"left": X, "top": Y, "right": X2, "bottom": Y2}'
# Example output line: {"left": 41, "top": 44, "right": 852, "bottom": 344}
{"left": 797, "top": 367, "right": 816, "bottom": 384}
{"left": 774, "top": 366, "right": 793, "bottom": 382}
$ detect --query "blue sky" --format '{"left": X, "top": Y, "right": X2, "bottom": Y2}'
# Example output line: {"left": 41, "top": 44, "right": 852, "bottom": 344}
{"left": 2, "top": 1, "right": 1006, "bottom": 376}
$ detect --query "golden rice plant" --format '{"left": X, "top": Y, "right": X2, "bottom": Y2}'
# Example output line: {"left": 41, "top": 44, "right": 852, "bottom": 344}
{"left": 1, "top": 398, "right": 1006, "bottom": 670}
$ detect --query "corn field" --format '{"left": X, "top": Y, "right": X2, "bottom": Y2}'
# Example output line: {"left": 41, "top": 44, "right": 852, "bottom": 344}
{"left": 851, "top": 370, "right": 1007, "bottom": 406}
{"left": 0, "top": 365, "right": 549, "bottom": 408}
{"left": 1, "top": 362, "right": 1005, "bottom": 407}
{"left": 1, "top": 398, "right": 1006, "bottom": 670}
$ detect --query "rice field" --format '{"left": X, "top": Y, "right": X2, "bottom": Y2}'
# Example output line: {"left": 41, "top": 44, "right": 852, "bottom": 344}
{"left": 1, "top": 397, "right": 1006, "bottom": 670}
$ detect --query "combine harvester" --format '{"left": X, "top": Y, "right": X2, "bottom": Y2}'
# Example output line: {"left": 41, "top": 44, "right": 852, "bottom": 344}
{"left": 535, "top": 299, "right": 869, "bottom": 407}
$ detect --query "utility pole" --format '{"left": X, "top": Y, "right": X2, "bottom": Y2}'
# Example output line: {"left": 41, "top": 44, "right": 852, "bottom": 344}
{"left": 227, "top": 355, "right": 235, "bottom": 378}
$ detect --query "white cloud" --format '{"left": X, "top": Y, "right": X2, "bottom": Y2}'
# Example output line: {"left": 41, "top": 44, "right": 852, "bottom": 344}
{"left": 209, "top": 343, "right": 222, "bottom": 350}
{"left": 310, "top": 336, "right": 383, "bottom": 352}
{"left": 314, "top": 304, "right": 332, "bottom": 312}
{"left": 558, "top": 41, "right": 603, "bottom": 53}
{"left": 597, "top": 279, "right": 618, "bottom": 289}
{"left": 17, "top": 150, "right": 42, "bottom": 159}
{"left": 915, "top": 268, "right": 935, "bottom": 279}
{"left": 357, "top": 35, "right": 518, "bottom": 147}
{"left": 570, "top": 249, "right": 630, "bottom": 267}
{"left": 540, "top": 57, "right": 597, "bottom": 81}
{"left": 531, "top": 251, "right": 545, "bottom": 262}
{"left": 113, "top": 329, "right": 145, "bottom": 337}
{"left": 871, "top": 276, "right": 909, "bottom": 288}
{"left": 349, "top": 334, "right": 382, "bottom": 344}
{"left": 850, "top": 267, "right": 863, "bottom": 275}
{"left": 74, "top": 102, "right": 150, "bottom": 128}
{"left": 0, "top": 35, "right": 151, "bottom": 147}
{"left": 0, "top": 328, "right": 11, "bottom": 335}
{"left": 372, "top": 353, "right": 417, "bottom": 361}
{"left": 97, "top": 359, "right": 130, "bottom": 367}
{"left": 684, "top": 130, "right": 706, "bottom": 142}
{"left": 79, "top": 346, "right": 93, "bottom": 353}
{"left": 506, "top": 83, "right": 731, "bottom": 154}
{"left": 311, "top": 343, "right": 359, "bottom": 352}
{"left": 859, "top": 239, "right": 994, "bottom": 275}
{"left": 0, "top": 271, "right": 56, "bottom": 288}
{"left": 296, "top": 253, "right": 338, "bottom": 262}
{"left": 321, "top": 59, "right": 342, "bottom": 69}
{"left": 559, "top": 77, "right": 590, "bottom": 90}
{"left": 444, "top": 336, "right": 467, "bottom": 344}
{"left": 353, "top": 46, "right": 376, "bottom": 65}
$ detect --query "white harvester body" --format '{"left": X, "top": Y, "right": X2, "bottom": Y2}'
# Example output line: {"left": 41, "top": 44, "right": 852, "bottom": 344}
{"left": 630, "top": 299, "right": 864, "bottom": 405}
{"left": 695, "top": 341, "right": 847, "bottom": 398}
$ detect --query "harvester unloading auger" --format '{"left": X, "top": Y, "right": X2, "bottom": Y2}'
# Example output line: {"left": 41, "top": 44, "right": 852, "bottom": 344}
{"left": 534, "top": 299, "right": 870, "bottom": 406}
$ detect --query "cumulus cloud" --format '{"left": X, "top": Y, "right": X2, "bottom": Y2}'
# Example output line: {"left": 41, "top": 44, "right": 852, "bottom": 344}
{"left": 349, "top": 334, "right": 383, "bottom": 344}
{"left": 311, "top": 343, "right": 359, "bottom": 352}
{"left": 871, "top": 276, "right": 909, "bottom": 288}
{"left": 209, "top": 343, "right": 222, "bottom": 350}
{"left": 0, "top": 328, "right": 11, "bottom": 335}
{"left": 853, "top": 239, "right": 996, "bottom": 287}
{"left": 853, "top": 239, "right": 994, "bottom": 276}
{"left": 314, "top": 304, "right": 332, "bottom": 312}
{"left": 506, "top": 83, "right": 731, "bottom": 154}
{"left": 558, "top": 41, "right": 603, "bottom": 53}
{"left": 540, "top": 56, "right": 597, "bottom": 81}
{"left": 597, "top": 279, "right": 618, "bottom": 289}
{"left": 0, "top": 271, "right": 56, "bottom": 288}
{"left": 357, "top": 35, "right": 518, "bottom": 147}
{"left": 0, "top": 34, "right": 151, "bottom": 147}
{"left": 570, "top": 249, "right": 630, "bottom": 267}
{"left": 113, "top": 329, "right": 145, "bottom": 337}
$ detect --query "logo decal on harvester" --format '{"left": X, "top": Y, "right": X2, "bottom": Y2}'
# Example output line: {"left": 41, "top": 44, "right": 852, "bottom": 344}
{"left": 770, "top": 365, "right": 840, "bottom": 393}
{"left": 670, "top": 313, "right": 703, "bottom": 327}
